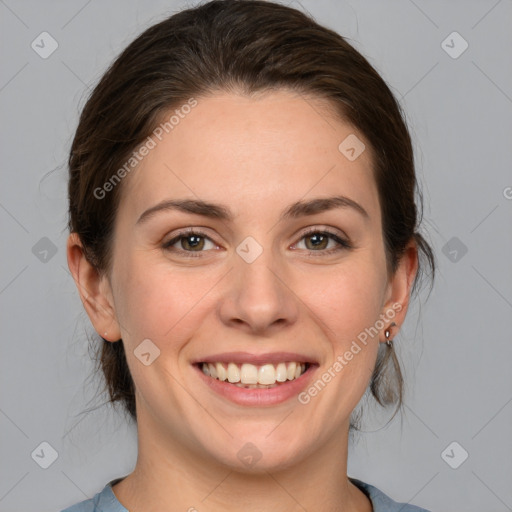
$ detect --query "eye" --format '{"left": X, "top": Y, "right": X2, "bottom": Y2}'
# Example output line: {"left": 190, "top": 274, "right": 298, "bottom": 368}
{"left": 292, "top": 227, "right": 352, "bottom": 256}
{"left": 162, "top": 229, "right": 217, "bottom": 257}
{"left": 162, "top": 227, "right": 352, "bottom": 258}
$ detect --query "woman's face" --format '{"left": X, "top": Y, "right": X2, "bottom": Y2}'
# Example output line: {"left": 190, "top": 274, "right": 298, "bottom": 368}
{"left": 99, "top": 89, "right": 410, "bottom": 470}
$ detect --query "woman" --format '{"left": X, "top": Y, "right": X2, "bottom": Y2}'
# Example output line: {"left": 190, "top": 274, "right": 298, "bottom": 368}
{"left": 61, "top": 1, "right": 435, "bottom": 510}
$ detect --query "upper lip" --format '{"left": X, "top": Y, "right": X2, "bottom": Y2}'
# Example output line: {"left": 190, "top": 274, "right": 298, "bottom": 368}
{"left": 192, "top": 351, "right": 318, "bottom": 366}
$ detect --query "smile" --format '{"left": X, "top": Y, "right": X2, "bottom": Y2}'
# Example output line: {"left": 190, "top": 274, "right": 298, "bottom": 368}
{"left": 201, "top": 361, "right": 309, "bottom": 388}
{"left": 193, "top": 360, "right": 318, "bottom": 406}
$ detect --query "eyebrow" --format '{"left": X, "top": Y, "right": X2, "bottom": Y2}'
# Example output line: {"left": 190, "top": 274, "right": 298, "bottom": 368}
{"left": 135, "top": 195, "right": 370, "bottom": 226}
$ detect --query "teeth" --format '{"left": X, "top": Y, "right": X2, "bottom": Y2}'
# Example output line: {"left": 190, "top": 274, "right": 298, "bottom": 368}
{"left": 287, "top": 362, "right": 297, "bottom": 380}
{"left": 227, "top": 362, "right": 241, "bottom": 383}
{"left": 275, "top": 362, "right": 287, "bottom": 382}
{"left": 208, "top": 363, "right": 217, "bottom": 379}
{"left": 216, "top": 362, "right": 227, "bottom": 381}
{"left": 258, "top": 364, "right": 276, "bottom": 385}
{"left": 240, "top": 363, "right": 258, "bottom": 384}
{"left": 201, "top": 361, "right": 307, "bottom": 385}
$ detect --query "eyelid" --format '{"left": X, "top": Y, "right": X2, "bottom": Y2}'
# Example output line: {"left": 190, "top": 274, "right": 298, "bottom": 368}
{"left": 297, "top": 225, "right": 348, "bottom": 242}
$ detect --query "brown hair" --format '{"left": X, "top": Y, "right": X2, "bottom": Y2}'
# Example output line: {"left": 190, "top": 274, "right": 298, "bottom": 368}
{"left": 68, "top": 0, "right": 435, "bottom": 430}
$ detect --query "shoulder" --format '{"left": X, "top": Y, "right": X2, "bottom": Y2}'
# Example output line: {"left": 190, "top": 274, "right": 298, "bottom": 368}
{"left": 349, "top": 477, "right": 431, "bottom": 512}
{"left": 60, "top": 478, "right": 128, "bottom": 512}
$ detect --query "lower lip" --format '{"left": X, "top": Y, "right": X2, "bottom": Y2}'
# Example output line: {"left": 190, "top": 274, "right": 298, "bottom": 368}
{"left": 193, "top": 363, "right": 318, "bottom": 406}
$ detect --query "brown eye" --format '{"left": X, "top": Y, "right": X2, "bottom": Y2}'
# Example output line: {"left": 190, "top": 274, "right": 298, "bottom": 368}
{"left": 162, "top": 230, "right": 216, "bottom": 256}
{"left": 303, "top": 232, "right": 330, "bottom": 250}
{"left": 178, "top": 234, "right": 206, "bottom": 251}
{"left": 294, "top": 228, "right": 352, "bottom": 255}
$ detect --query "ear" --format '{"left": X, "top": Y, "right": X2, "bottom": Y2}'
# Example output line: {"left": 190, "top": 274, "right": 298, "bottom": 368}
{"left": 66, "top": 232, "right": 122, "bottom": 342}
{"left": 380, "top": 239, "right": 419, "bottom": 342}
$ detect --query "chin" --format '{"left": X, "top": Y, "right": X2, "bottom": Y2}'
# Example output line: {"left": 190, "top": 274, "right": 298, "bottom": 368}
{"left": 203, "top": 431, "right": 310, "bottom": 474}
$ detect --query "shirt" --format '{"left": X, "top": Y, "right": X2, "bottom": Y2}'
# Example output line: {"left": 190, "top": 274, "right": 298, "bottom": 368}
{"left": 60, "top": 476, "right": 431, "bottom": 512}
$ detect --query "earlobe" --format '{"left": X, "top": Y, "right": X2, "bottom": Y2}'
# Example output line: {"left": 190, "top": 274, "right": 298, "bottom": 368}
{"left": 66, "top": 232, "right": 122, "bottom": 341}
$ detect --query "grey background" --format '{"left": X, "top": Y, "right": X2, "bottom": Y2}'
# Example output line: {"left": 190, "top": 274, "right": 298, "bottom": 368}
{"left": 0, "top": 1, "right": 511, "bottom": 511}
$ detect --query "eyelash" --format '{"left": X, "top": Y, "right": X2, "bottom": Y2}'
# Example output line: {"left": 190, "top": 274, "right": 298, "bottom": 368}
{"left": 161, "top": 227, "right": 352, "bottom": 258}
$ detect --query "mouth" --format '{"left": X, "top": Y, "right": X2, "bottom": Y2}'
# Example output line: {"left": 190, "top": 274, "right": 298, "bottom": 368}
{"left": 195, "top": 361, "right": 312, "bottom": 389}
{"left": 192, "top": 357, "right": 318, "bottom": 406}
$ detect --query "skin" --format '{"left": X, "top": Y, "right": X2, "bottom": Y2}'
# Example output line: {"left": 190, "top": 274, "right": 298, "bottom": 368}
{"left": 67, "top": 89, "right": 418, "bottom": 512}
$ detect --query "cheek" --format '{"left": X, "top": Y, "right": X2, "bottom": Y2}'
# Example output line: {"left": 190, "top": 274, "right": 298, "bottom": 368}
{"left": 304, "top": 258, "right": 385, "bottom": 339}
{"left": 301, "top": 265, "right": 384, "bottom": 405}
{"left": 114, "top": 254, "right": 218, "bottom": 346}
{"left": 113, "top": 262, "right": 208, "bottom": 399}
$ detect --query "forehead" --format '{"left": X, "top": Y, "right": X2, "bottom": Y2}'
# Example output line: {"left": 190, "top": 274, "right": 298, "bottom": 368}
{"left": 117, "top": 89, "right": 379, "bottom": 226}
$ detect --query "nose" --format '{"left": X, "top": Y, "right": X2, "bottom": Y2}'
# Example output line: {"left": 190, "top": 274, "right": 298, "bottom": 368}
{"left": 218, "top": 247, "right": 299, "bottom": 335}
